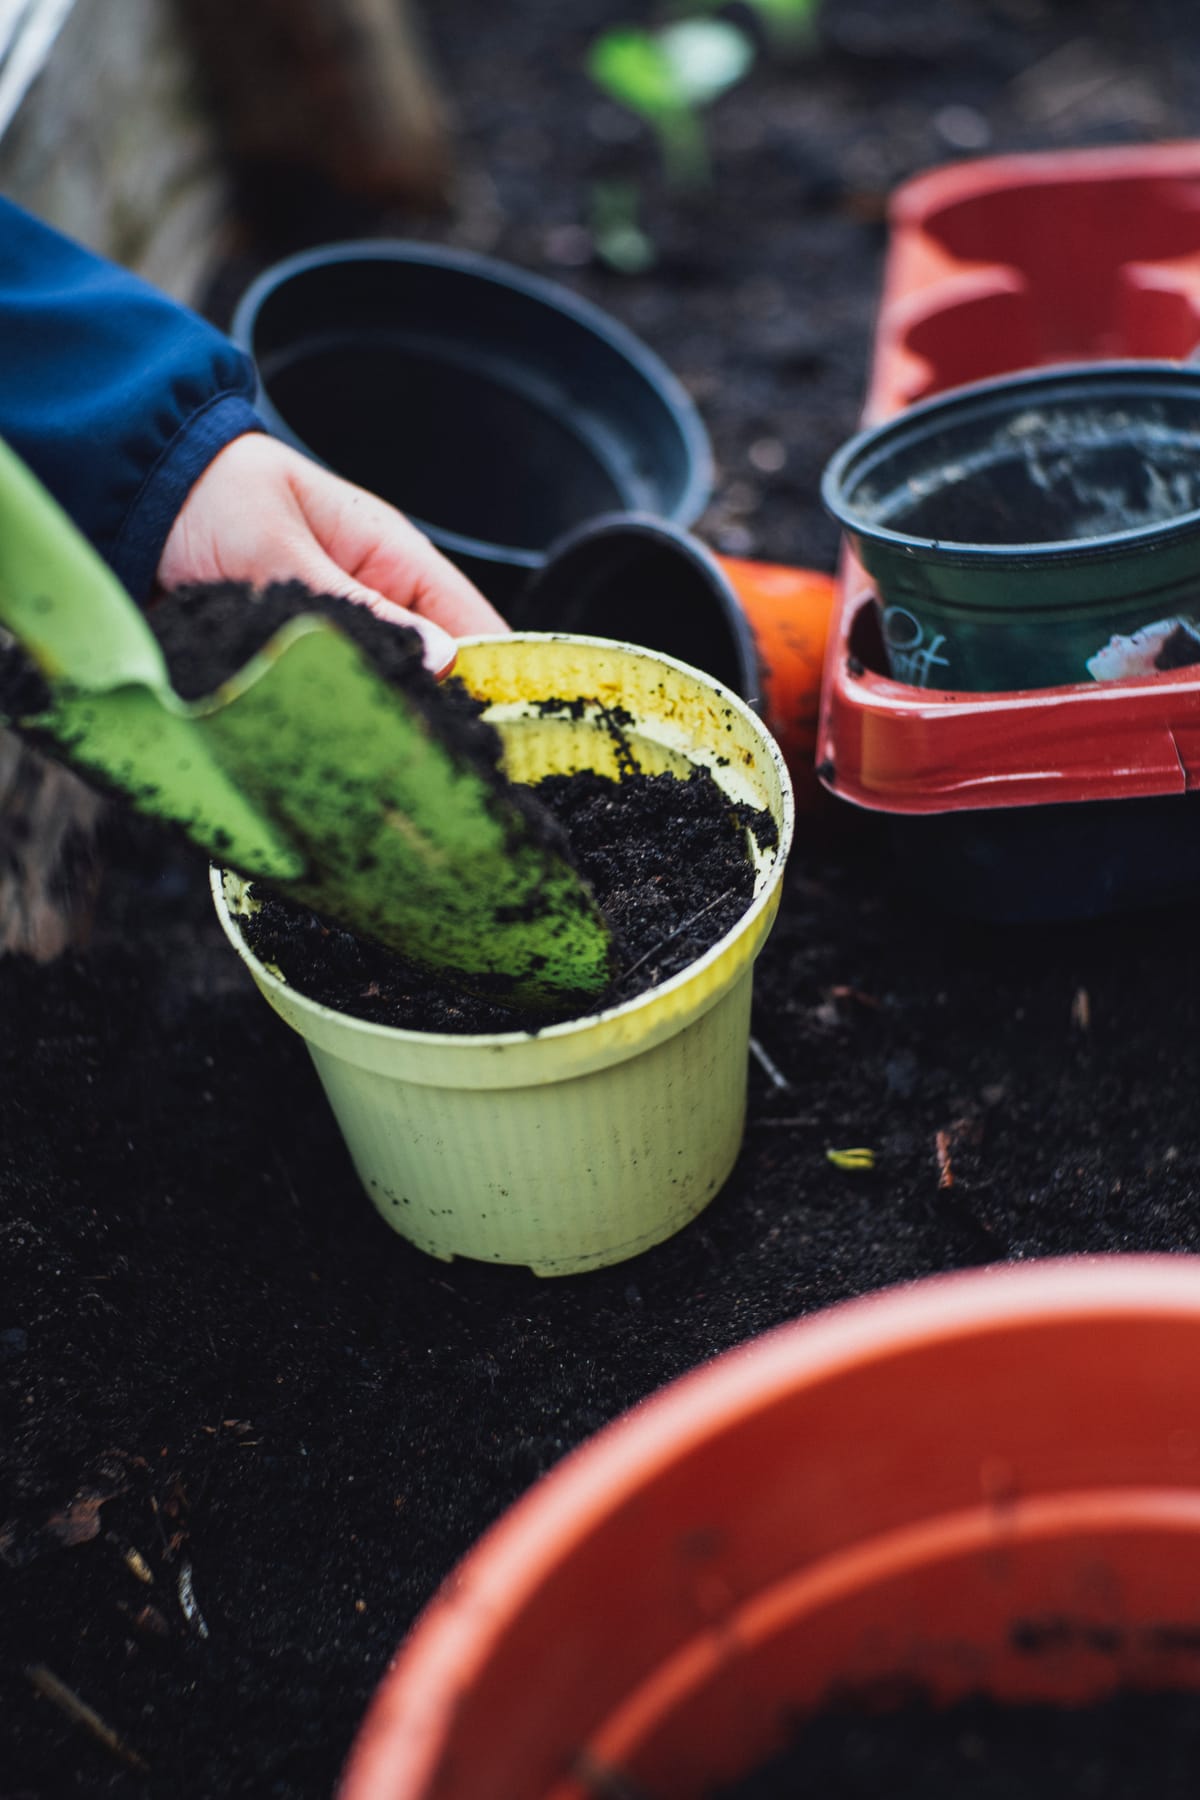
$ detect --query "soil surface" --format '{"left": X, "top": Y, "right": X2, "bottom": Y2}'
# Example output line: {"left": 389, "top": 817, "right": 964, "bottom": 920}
{"left": 715, "top": 1691, "right": 1200, "bottom": 1798}
{"left": 9, "top": 1, "right": 1200, "bottom": 1796}
{"left": 243, "top": 763, "right": 763, "bottom": 1032}
{"left": 150, "top": 583, "right": 438, "bottom": 704}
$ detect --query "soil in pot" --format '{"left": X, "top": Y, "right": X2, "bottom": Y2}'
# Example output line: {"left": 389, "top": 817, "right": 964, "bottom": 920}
{"left": 151, "top": 582, "right": 773, "bottom": 1033}
{"left": 714, "top": 1688, "right": 1200, "bottom": 1797}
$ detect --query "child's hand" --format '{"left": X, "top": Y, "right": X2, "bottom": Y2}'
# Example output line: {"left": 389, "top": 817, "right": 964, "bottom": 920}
{"left": 156, "top": 433, "right": 509, "bottom": 674}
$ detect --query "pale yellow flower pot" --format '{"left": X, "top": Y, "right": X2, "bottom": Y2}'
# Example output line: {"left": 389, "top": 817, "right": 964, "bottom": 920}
{"left": 212, "top": 634, "right": 793, "bottom": 1275}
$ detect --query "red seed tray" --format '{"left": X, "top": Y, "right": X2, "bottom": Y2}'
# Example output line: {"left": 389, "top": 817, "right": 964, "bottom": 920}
{"left": 817, "top": 143, "right": 1200, "bottom": 896}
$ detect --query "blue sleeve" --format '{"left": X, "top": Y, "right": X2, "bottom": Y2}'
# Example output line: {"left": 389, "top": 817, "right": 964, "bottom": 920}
{"left": 0, "top": 197, "right": 264, "bottom": 603}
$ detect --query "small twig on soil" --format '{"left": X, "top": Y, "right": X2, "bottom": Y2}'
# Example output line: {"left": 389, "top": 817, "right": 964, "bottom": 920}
{"left": 749, "top": 1035, "right": 790, "bottom": 1091}
{"left": 27, "top": 1664, "right": 149, "bottom": 1773}
{"left": 616, "top": 888, "right": 736, "bottom": 988}
{"left": 123, "top": 1544, "right": 154, "bottom": 1585}
{"left": 178, "top": 1559, "right": 210, "bottom": 1639}
{"left": 935, "top": 1128, "right": 954, "bottom": 1190}
{"left": 270, "top": 1145, "right": 302, "bottom": 1210}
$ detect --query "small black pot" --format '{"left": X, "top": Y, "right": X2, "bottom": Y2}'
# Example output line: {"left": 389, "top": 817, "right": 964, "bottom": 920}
{"left": 231, "top": 241, "right": 713, "bottom": 606}
{"left": 512, "top": 513, "right": 762, "bottom": 709}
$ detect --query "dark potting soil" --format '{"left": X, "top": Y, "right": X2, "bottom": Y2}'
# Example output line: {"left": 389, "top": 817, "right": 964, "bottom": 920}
{"left": 149, "top": 578, "right": 564, "bottom": 848}
{"left": 12, "top": 2, "right": 1200, "bottom": 1797}
{"left": 241, "top": 764, "right": 762, "bottom": 1032}
{"left": 149, "top": 580, "right": 437, "bottom": 703}
{"left": 714, "top": 1690, "right": 1200, "bottom": 1798}
{"left": 0, "top": 581, "right": 453, "bottom": 722}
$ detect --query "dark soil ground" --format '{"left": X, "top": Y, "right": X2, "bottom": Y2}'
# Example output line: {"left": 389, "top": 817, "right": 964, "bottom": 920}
{"left": 716, "top": 1691, "right": 1200, "bottom": 1798}
{"left": 8, "top": 1, "right": 1200, "bottom": 1795}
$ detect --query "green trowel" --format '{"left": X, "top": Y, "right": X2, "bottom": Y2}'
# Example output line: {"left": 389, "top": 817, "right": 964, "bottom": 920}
{"left": 0, "top": 437, "right": 612, "bottom": 1005}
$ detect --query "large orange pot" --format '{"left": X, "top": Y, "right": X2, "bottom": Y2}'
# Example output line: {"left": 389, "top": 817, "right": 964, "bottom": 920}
{"left": 340, "top": 1256, "right": 1200, "bottom": 1799}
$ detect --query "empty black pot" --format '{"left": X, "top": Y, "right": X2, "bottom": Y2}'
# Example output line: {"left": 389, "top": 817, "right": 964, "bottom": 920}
{"left": 231, "top": 241, "right": 713, "bottom": 606}
{"left": 513, "top": 512, "right": 835, "bottom": 792}
{"left": 512, "top": 513, "right": 762, "bottom": 706}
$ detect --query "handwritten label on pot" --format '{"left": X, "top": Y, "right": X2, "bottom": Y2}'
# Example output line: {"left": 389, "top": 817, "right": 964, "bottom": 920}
{"left": 883, "top": 605, "right": 950, "bottom": 688}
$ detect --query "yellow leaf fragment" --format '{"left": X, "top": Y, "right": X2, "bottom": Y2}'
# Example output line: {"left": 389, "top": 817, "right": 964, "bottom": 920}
{"left": 826, "top": 1147, "right": 876, "bottom": 1171}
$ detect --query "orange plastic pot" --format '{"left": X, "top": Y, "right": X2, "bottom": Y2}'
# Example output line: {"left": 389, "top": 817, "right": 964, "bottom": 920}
{"left": 340, "top": 1256, "right": 1200, "bottom": 1799}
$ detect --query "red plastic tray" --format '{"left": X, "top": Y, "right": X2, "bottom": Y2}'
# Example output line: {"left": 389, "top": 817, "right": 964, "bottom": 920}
{"left": 818, "top": 142, "right": 1200, "bottom": 816}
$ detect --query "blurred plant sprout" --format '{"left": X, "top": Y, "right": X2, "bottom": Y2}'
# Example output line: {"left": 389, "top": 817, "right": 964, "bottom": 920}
{"left": 589, "top": 179, "right": 658, "bottom": 274}
{"left": 587, "top": 18, "right": 755, "bottom": 187}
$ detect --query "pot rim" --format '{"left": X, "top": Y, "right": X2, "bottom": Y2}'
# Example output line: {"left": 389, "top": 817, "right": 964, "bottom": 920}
{"left": 211, "top": 631, "right": 794, "bottom": 1053}
{"left": 339, "top": 1252, "right": 1200, "bottom": 1799}
{"left": 230, "top": 238, "right": 715, "bottom": 570}
{"left": 822, "top": 358, "right": 1200, "bottom": 566}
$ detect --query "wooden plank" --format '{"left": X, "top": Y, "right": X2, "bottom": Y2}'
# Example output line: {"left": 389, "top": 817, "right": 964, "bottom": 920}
{"left": 177, "top": 0, "right": 453, "bottom": 214}
{"left": 0, "top": 731, "right": 103, "bottom": 962}
{"left": 0, "top": 0, "right": 231, "bottom": 303}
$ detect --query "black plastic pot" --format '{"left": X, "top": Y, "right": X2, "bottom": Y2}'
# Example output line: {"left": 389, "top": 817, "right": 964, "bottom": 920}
{"left": 512, "top": 513, "right": 762, "bottom": 708}
{"left": 231, "top": 241, "right": 713, "bottom": 606}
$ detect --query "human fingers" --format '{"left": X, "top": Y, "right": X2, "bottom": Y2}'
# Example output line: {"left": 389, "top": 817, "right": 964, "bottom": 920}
{"left": 275, "top": 537, "right": 459, "bottom": 675}
{"left": 157, "top": 436, "right": 461, "bottom": 672}
{"left": 283, "top": 451, "right": 511, "bottom": 638}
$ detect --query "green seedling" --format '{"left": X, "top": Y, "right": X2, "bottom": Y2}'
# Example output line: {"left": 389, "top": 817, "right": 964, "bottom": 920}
{"left": 747, "top": 0, "right": 823, "bottom": 54}
{"left": 0, "top": 438, "right": 613, "bottom": 1007}
{"left": 587, "top": 17, "right": 754, "bottom": 187}
{"left": 589, "top": 178, "right": 658, "bottom": 275}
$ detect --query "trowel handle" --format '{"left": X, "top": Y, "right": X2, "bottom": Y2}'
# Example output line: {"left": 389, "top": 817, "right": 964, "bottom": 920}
{"left": 0, "top": 436, "right": 169, "bottom": 696}
{"left": 715, "top": 557, "right": 836, "bottom": 788}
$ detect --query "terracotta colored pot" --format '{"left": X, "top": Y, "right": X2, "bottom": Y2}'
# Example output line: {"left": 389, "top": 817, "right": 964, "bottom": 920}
{"left": 340, "top": 1256, "right": 1200, "bottom": 1799}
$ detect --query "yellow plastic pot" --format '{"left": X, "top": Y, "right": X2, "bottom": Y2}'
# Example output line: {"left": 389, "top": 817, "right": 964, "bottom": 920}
{"left": 212, "top": 634, "right": 794, "bottom": 1276}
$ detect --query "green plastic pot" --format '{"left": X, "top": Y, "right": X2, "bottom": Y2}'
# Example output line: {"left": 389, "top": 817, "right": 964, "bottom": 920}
{"left": 212, "top": 634, "right": 793, "bottom": 1277}
{"left": 822, "top": 361, "right": 1200, "bottom": 691}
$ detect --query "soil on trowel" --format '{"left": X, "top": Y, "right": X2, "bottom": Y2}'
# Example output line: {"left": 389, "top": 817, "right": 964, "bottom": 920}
{"left": 151, "top": 577, "right": 557, "bottom": 826}
{"left": 714, "top": 1689, "right": 1200, "bottom": 1798}
{"left": 0, "top": 577, "right": 566, "bottom": 864}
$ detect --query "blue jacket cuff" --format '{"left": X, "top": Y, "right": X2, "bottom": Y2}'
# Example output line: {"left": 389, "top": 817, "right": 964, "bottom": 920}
{"left": 112, "top": 394, "right": 265, "bottom": 605}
